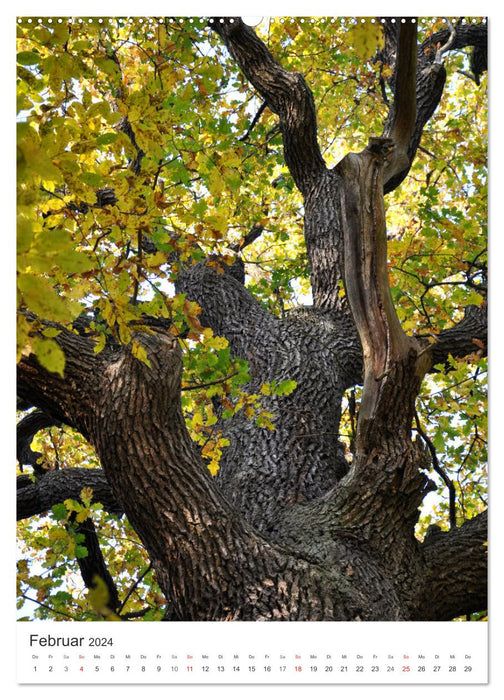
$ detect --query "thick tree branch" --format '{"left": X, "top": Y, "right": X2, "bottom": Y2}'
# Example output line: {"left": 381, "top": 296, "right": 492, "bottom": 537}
{"left": 17, "top": 409, "right": 61, "bottom": 472}
{"left": 381, "top": 20, "right": 487, "bottom": 193}
{"left": 210, "top": 17, "right": 326, "bottom": 196}
{"left": 426, "top": 304, "right": 487, "bottom": 369}
{"left": 210, "top": 19, "right": 348, "bottom": 312}
{"left": 17, "top": 324, "right": 100, "bottom": 437}
{"left": 17, "top": 468, "right": 123, "bottom": 520}
{"left": 382, "top": 20, "right": 418, "bottom": 182}
{"left": 176, "top": 258, "right": 362, "bottom": 534}
{"left": 175, "top": 260, "right": 275, "bottom": 361}
{"left": 328, "top": 136, "right": 438, "bottom": 582}
{"left": 70, "top": 515, "right": 121, "bottom": 613}
{"left": 17, "top": 322, "right": 405, "bottom": 620}
{"left": 413, "top": 510, "right": 487, "bottom": 620}
{"left": 338, "top": 138, "right": 430, "bottom": 449}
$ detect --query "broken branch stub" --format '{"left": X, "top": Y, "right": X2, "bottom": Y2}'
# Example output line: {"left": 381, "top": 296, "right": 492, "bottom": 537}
{"left": 338, "top": 138, "right": 430, "bottom": 452}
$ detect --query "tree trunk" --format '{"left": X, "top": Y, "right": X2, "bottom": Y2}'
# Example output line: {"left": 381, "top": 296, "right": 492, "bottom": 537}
{"left": 17, "top": 17, "right": 487, "bottom": 622}
{"left": 17, "top": 327, "right": 404, "bottom": 621}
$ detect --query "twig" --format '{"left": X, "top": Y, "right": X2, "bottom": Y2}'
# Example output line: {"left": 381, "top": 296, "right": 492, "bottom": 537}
{"left": 435, "top": 19, "right": 457, "bottom": 63}
{"left": 239, "top": 100, "right": 267, "bottom": 141}
{"left": 230, "top": 224, "right": 265, "bottom": 252}
{"left": 414, "top": 410, "right": 457, "bottom": 529}
{"left": 181, "top": 370, "right": 240, "bottom": 392}
{"left": 20, "top": 594, "right": 78, "bottom": 620}
{"left": 118, "top": 564, "right": 152, "bottom": 616}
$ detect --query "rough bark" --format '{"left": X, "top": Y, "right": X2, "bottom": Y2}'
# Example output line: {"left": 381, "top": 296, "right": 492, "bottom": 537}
{"left": 16, "top": 17, "right": 487, "bottom": 621}
{"left": 70, "top": 515, "right": 122, "bottom": 613}
{"left": 176, "top": 262, "right": 360, "bottom": 533}
{"left": 16, "top": 468, "right": 122, "bottom": 521}
{"left": 380, "top": 18, "right": 487, "bottom": 192}
{"left": 427, "top": 304, "right": 487, "bottom": 368}
{"left": 17, "top": 328, "right": 403, "bottom": 621}
{"left": 211, "top": 18, "right": 326, "bottom": 197}
{"left": 213, "top": 18, "right": 346, "bottom": 311}
{"left": 414, "top": 511, "right": 488, "bottom": 620}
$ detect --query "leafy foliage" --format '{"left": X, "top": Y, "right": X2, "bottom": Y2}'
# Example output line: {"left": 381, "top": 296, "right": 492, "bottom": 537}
{"left": 16, "top": 16, "right": 487, "bottom": 619}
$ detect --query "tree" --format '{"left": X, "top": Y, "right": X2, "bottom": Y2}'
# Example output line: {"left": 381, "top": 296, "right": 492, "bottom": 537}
{"left": 16, "top": 16, "right": 487, "bottom": 622}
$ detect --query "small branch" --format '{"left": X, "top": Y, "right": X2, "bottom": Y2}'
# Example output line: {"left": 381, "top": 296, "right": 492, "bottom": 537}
{"left": 457, "top": 68, "right": 479, "bottom": 84}
{"left": 210, "top": 17, "right": 326, "bottom": 196}
{"left": 122, "top": 607, "right": 155, "bottom": 619}
{"left": 132, "top": 230, "right": 143, "bottom": 306}
{"left": 181, "top": 369, "right": 240, "bottom": 392}
{"left": 117, "top": 115, "right": 146, "bottom": 174}
{"left": 19, "top": 594, "right": 78, "bottom": 621}
{"left": 418, "top": 144, "right": 437, "bottom": 159}
{"left": 239, "top": 100, "right": 267, "bottom": 141}
{"left": 435, "top": 19, "right": 457, "bottom": 63}
{"left": 231, "top": 224, "right": 265, "bottom": 252}
{"left": 414, "top": 411, "right": 456, "bottom": 529}
{"left": 118, "top": 564, "right": 152, "bottom": 615}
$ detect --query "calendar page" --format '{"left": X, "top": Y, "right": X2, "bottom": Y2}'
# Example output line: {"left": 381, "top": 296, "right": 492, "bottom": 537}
{"left": 15, "top": 5, "right": 489, "bottom": 690}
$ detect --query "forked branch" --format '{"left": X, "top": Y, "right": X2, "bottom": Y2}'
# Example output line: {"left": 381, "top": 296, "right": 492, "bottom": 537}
{"left": 210, "top": 17, "right": 327, "bottom": 195}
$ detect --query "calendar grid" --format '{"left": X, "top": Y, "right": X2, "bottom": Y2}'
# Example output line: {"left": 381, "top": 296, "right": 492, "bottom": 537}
{"left": 17, "top": 621, "right": 488, "bottom": 684}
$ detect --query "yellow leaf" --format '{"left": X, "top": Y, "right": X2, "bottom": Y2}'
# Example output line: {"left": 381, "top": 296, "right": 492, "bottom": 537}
{"left": 206, "top": 213, "right": 228, "bottom": 235}
{"left": 131, "top": 341, "right": 151, "bottom": 367}
{"left": 348, "top": 20, "right": 384, "bottom": 60}
{"left": 209, "top": 335, "right": 228, "bottom": 350}
{"left": 75, "top": 508, "right": 90, "bottom": 523}
{"left": 146, "top": 251, "right": 166, "bottom": 267}
{"left": 220, "top": 151, "right": 241, "bottom": 168}
{"left": 17, "top": 313, "right": 32, "bottom": 361}
{"left": 118, "top": 322, "right": 132, "bottom": 345}
{"left": 30, "top": 337, "right": 65, "bottom": 377}
{"left": 94, "top": 332, "right": 106, "bottom": 355}
{"left": 87, "top": 575, "right": 114, "bottom": 616}
{"left": 208, "top": 168, "right": 225, "bottom": 197}
{"left": 207, "top": 459, "right": 220, "bottom": 477}
{"left": 80, "top": 487, "right": 94, "bottom": 507}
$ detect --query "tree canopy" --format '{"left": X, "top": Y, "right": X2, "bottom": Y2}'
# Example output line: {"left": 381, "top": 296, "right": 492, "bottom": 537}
{"left": 16, "top": 16, "right": 487, "bottom": 622}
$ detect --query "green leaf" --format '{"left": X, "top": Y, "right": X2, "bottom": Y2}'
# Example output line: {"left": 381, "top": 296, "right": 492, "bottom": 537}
{"left": 94, "top": 57, "right": 120, "bottom": 75}
{"left": 275, "top": 379, "right": 297, "bottom": 396}
{"left": 17, "top": 51, "right": 40, "bottom": 66}
{"left": 75, "top": 545, "right": 89, "bottom": 559}
{"left": 18, "top": 273, "right": 80, "bottom": 321}
{"left": 95, "top": 133, "right": 119, "bottom": 145}
{"left": 51, "top": 503, "right": 68, "bottom": 521}
{"left": 41, "top": 327, "right": 62, "bottom": 339}
{"left": 81, "top": 171, "right": 104, "bottom": 187}
{"left": 347, "top": 21, "right": 384, "bottom": 60}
